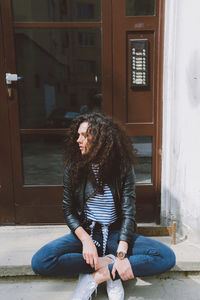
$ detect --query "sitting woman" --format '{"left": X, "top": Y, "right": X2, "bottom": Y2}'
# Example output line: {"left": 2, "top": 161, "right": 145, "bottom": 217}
{"left": 31, "top": 113, "right": 176, "bottom": 300}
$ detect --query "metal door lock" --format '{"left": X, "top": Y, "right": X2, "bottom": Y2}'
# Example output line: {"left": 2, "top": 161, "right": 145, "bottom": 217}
{"left": 6, "top": 73, "right": 22, "bottom": 84}
{"left": 5, "top": 73, "right": 22, "bottom": 98}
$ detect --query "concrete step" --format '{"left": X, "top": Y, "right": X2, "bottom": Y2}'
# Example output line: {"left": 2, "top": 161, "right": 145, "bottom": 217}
{"left": 0, "top": 272, "right": 200, "bottom": 300}
{"left": 1, "top": 225, "right": 200, "bottom": 277}
{"left": 1, "top": 225, "right": 200, "bottom": 300}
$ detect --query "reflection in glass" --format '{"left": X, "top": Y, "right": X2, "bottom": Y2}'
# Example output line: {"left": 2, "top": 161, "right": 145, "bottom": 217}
{"left": 21, "top": 134, "right": 65, "bottom": 185}
{"left": 132, "top": 136, "right": 152, "bottom": 184}
{"left": 12, "top": 0, "right": 101, "bottom": 22}
{"left": 14, "top": 28, "right": 102, "bottom": 129}
{"left": 126, "top": 0, "right": 155, "bottom": 16}
{"left": 22, "top": 135, "right": 152, "bottom": 186}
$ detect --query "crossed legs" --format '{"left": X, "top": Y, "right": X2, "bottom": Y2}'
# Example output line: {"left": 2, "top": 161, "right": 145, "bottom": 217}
{"left": 31, "top": 230, "right": 176, "bottom": 280}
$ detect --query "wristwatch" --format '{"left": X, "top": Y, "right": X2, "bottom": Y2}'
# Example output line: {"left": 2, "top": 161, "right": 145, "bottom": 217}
{"left": 116, "top": 251, "right": 127, "bottom": 260}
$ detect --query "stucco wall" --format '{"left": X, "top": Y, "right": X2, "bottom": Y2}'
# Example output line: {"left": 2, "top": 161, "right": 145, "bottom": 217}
{"left": 162, "top": 0, "right": 200, "bottom": 243}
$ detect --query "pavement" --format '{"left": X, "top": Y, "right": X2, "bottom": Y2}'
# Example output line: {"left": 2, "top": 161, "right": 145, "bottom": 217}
{"left": 0, "top": 225, "right": 200, "bottom": 299}
{"left": 0, "top": 273, "right": 200, "bottom": 300}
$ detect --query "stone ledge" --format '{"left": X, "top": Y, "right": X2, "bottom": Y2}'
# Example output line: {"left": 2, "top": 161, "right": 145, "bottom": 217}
{"left": 0, "top": 266, "right": 34, "bottom": 277}
{"left": 1, "top": 263, "right": 200, "bottom": 278}
{"left": 1, "top": 225, "right": 200, "bottom": 277}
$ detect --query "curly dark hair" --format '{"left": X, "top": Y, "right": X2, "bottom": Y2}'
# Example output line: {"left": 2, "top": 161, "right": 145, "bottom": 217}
{"left": 63, "top": 113, "right": 137, "bottom": 190}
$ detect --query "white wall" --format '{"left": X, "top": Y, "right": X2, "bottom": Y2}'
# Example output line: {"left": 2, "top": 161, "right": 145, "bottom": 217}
{"left": 162, "top": 0, "right": 200, "bottom": 243}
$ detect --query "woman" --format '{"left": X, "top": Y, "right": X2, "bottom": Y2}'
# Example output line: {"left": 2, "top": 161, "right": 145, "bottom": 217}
{"left": 31, "top": 113, "right": 176, "bottom": 300}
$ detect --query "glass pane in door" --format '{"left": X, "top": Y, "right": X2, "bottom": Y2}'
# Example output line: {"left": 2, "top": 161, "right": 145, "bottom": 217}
{"left": 132, "top": 136, "right": 152, "bottom": 184}
{"left": 126, "top": 0, "right": 155, "bottom": 16}
{"left": 12, "top": 0, "right": 102, "bottom": 22}
{"left": 14, "top": 27, "right": 102, "bottom": 129}
{"left": 21, "top": 134, "right": 65, "bottom": 185}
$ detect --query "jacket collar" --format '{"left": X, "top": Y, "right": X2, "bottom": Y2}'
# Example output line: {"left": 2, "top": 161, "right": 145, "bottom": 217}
{"left": 84, "top": 175, "right": 96, "bottom": 201}
{"left": 84, "top": 170, "right": 116, "bottom": 202}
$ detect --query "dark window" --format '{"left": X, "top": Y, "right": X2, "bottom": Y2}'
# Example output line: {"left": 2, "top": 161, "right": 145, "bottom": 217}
{"left": 77, "top": 3, "right": 94, "bottom": 19}
{"left": 126, "top": 0, "right": 155, "bottom": 16}
{"left": 76, "top": 60, "right": 96, "bottom": 74}
{"left": 78, "top": 32, "right": 95, "bottom": 47}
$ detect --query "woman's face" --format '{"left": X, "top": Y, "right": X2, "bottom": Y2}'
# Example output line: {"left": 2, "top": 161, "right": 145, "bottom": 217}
{"left": 77, "top": 122, "right": 92, "bottom": 155}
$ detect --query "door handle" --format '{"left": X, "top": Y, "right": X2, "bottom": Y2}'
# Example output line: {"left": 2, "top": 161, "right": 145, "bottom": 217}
{"left": 6, "top": 73, "right": 22, "bottom": 84}
{"left": 5, "top": 73, "right": 22, "bottom": 98}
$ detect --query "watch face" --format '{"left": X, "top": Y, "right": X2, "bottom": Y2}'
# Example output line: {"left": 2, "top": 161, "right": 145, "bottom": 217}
{"left": 117, "top": 251, "right": 126, "bottom": 259}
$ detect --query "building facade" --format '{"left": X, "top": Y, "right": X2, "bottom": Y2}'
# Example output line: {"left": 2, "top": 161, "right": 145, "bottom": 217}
{"left": 162, "top": 0, "right": 200, "bottom": 243}
{"left": 0, "top": 0, "right": 199, "bottom": 243}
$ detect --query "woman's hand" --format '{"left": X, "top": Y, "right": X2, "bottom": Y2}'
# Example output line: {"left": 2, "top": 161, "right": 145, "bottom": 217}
{"left": 74, "top": 226, "right": 99, "bottom": 270}
{"left": 82, "top": 237, "right": 99, "bottom": 270}
{"left": 112, "top": 257, "right": 134, "bottom": 281}
{"left": 113, "top": 240, "right": 134, "bottom": 280}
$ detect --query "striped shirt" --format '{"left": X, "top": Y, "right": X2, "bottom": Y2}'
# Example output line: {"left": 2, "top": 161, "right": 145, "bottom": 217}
{"left": 84, "top": 165, "right": 117, "bottom": 225}
{"left": 84, "top": 165, "right": 118, "bottom": 256}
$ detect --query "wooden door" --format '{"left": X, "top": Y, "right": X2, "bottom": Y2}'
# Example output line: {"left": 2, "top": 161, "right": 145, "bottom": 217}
{"left": 0, "top": 0, "right": 112, "bottom": 224}
{"left": 0, "top": 0, "right": 164, "bottom": 224}
{"left": 112, "top": 0, "right": 164, "bottom": 222}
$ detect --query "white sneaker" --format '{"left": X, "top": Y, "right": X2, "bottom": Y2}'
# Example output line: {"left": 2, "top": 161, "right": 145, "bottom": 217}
{"left": 106, "top": 279, "right": 124, "bottom": 300}
{"left": 71, "top": 273, "right": 98, "bottom": 300}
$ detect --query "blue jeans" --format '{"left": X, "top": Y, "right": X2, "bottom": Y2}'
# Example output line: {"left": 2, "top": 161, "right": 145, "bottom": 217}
{"left": 31, "top": 229, "right": 176, "bottom": 280}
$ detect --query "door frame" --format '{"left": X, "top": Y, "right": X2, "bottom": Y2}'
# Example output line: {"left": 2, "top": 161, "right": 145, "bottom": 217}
{"left": 0, "top": 3, "right": 15, "bottom": 224}
{"left": 112, "top": 0, "right": 165, "bottom": 222}
{"left": 0, "top": 0, "right": 114, "bottom": 224}
{"left": 0, "top": 0, "right": 165, "bottom": 224}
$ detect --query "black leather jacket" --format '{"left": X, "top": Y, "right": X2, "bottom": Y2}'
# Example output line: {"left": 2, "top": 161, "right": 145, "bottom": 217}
{"left": 62, "top": 164, "right": 136, "bottom": 245}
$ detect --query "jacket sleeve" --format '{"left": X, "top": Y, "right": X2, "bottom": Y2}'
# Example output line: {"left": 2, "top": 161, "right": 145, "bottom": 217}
{"left": 119, "top": 164, "right": 136, "bottom": 245}
{"left": 62, "top": 164, "right": 82, "bottom": 232}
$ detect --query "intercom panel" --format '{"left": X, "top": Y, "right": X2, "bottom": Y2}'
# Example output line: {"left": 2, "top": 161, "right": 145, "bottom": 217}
{"left": 129, "top": 39, "right": 149, "bottom": 89}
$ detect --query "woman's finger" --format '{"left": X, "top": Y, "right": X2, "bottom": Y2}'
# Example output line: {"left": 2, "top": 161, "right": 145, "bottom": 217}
{"left": 123, "top": 270, "right": 134, "bottom": 280}
{"left": 127, "top": 268, "right": 134, "bottom": 279}
{"left": 86, "top": 255, "right": 90, "bottom": 264}
{"left": 89, "top": 257, "right": 94, "bottom": 268}
{"left": 94, "top": 256, "right": 98, "bottom": 270}
{"left": 112, "top": 265, "right": 116, "bottom": 280}
{"left": 88, "top": 253, "right": 95, "bottom": 268}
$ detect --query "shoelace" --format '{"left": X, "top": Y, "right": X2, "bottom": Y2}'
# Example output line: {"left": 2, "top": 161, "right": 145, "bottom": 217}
{"left": 89, "top": 221, "right": 101, "bottom": 248}
{"left": 101, "top": 224, "right": 109, "bottom": 256}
